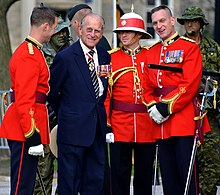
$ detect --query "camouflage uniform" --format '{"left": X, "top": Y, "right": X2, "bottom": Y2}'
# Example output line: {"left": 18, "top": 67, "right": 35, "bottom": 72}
{"left": 34, "top": 16, "right": 71, "bottom": 195}
{"left": 178, "top": 7, "right": 220, "bottom": 195}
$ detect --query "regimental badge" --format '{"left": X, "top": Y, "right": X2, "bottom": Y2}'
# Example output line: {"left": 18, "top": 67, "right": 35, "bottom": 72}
{"left": 121, "top": 19, "right": 127, "bottom": 26}
{"left": 89, "top": 62, "right": 95, "bottom": 71}
{"left": 164, "top": 50, "right": 183, "bottom": 63}
{"left": 28, "top": 43, "right": 34, "bottom": 55}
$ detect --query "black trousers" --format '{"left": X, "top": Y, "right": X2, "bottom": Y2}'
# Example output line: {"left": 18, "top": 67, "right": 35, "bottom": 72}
{"left": 8, "top": 140, "right": 38, "bottom": 195}
{"left": 110, "top": 142, "right": 156, "bottom": 195}
{"left": 158, "top": 136, "right": 199, "bottom": 195}
{"left": 57, "top": 128, "right": 105, "bottom": 195}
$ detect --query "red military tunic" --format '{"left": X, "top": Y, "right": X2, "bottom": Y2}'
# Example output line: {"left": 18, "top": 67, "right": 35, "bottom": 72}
{"left": 143, "top": 32, "right": 210, "bottom": 139}
{"left": 0, "top": 36, "right": 50, "bottom": 144}
{"left": 105, "top": 46, "right": 155, "bottom": 143}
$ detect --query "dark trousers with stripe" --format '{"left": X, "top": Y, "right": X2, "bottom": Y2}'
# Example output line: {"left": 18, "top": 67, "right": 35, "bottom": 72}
{"left": 7, "top": 140, "right": 38, "bottom": 195}
{"left": 158, "top": 136, "right": 199, "bottom": 195}
{"left": 110, "top": 142, "right": 156, "bottom": 195}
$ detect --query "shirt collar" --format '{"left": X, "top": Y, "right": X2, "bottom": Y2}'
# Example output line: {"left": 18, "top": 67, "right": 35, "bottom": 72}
{"left": 80, "top": 39, "right": 97, "bottom": 57}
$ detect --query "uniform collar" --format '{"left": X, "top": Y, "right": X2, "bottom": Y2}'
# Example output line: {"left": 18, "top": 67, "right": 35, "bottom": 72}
{"left": 162, "top": 32, "right": 180, "bottom": 46}
{"left": 122, "top": 45, "right": 142, "bottom": 55}
{"left": 25, "top": 36, "right": 43, "bottom": 50}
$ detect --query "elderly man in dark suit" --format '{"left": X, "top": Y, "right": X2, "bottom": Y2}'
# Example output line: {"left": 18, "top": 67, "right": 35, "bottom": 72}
{"left": 47, "top": 13, "right": 111, "bottom": 195}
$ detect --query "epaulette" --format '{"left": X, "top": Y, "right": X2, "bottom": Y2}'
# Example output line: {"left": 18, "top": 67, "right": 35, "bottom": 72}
{"left": 148, "top": 40, "right": 161, "bottom": 49}
{"left": 28, "top": 43, "right": 34, "bottom": 55}
{"left": 180, "top": 36, "right": 196, "bottom": 43}
{"left": 108, "top": 48, "right": 120, "bottom": 54}
{"left": 143, "top": 46, "right": 149, "bottom": 50}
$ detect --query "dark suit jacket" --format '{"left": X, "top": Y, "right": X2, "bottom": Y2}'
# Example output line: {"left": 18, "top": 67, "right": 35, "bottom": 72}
{"left": 47, "top": 40, "right": 111, "bottom": 147}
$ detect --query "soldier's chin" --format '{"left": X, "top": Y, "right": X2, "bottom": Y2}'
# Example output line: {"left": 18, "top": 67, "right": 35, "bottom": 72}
{"left": 187, "top": 31, "right": 196, "bottom": 36}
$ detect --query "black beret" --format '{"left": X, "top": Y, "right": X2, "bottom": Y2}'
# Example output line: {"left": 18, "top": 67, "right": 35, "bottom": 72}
{"left": 68, "top": 4, "right": 92, "bottom": 21}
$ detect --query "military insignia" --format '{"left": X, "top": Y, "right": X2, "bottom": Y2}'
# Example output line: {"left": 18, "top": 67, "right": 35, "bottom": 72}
{"left": 164, "top": 50, "right": 184, "bottom": 63}
{"left": 179, "top": 87, "right": 186, "bottom": 93}
{"left": 180, "top": 36, "right": 195, "bottom": 43}
{"left": 168, "top": 39, "right": 174, "bottom": 45}
{"left": 108, "top": 48, "right": 120, "bottom": 54}
{"left": 164, "top": 33, "right": 180, "bottom": 46}
{"left": 122, "top": 47, "right": 130, "bottom": 55}
{"left": 135, "top": 46, "right": 141, "bottom": 55}
{"left": 28, "top": 43, "right": 34, "bottom": 55}
{"left": 121, "top": 19, "right": 127, "bottom": 26}
{"left": 97, "top": 64, "right": 111, "bottom": 77}
{"left": 89, "top": 62, "right": 95, "bottom": 71}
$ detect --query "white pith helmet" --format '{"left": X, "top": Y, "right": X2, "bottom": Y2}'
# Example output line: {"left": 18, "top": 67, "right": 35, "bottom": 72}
{"left": 113, "top": 5, "right": 152, "bottom": 39}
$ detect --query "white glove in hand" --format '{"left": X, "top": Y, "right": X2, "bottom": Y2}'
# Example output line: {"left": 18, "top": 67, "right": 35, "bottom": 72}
{"left": 148, "top": 105, "right": 169, "bottom": 124}
{"left": 106, "top": 133, "right": 114, "bottom": 143}
{"left": 28, "top": 144, "right": 44, "bottom": 157}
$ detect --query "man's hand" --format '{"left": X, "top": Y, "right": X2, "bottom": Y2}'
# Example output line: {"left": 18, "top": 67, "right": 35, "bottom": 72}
{"left": 148, "top": 105, "right": 169, "bottom": 124}
{"left": 28, "top": 144, "right": 44, "bottom": 157}
{"left": 106, "top": 133, "right": 114, "bottom": 143}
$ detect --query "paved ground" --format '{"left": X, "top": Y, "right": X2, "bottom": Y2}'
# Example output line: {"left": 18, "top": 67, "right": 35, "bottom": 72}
{"left": 0, "top": 176, "right": 164, "bottom": 195}
{"left": 1, "top": 175, "right": 220, "bottom": 195}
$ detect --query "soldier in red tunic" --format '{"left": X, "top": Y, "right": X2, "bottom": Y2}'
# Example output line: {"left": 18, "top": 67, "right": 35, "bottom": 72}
{"left": 0, "top": 6, "right": 58, "bottom": 195}
{"left": 105, "top": 9, "right": 156, "bottom": 195}
{"left": 142, "top": 5, "right": 210, "bottom": 195}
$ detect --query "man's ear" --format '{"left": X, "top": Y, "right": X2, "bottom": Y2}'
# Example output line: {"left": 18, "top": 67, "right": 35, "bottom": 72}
{"left": 42, "top": 22, "right": 49, "bottom": 31}
{"left": 79, "top": 26, "right": 83, "bottom": 36}
{"left": 171, "top": 16, "right": 175, "bottom": 26}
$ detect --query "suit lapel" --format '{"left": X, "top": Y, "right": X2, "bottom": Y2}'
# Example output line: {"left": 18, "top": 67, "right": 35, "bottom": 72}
{"left": 73, "top": 41, "right": 96, "bottom": 98}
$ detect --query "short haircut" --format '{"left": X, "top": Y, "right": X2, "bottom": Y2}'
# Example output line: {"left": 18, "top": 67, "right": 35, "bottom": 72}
{"left": 151, "top": 5, "right": 173, "bottom": 16}
{"left": 81, "top": 13, "right": 105, "bottom": 29}
{"left": 30, "top": 7, "right": 58, "bottom": 27}
{"left": 73, "top": 8, "right": 92, "bottom": 22}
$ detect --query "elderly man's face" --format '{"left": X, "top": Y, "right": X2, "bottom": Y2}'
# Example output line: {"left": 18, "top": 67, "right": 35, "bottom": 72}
{"left": 79, "top": 14, "right": 103, "bottom": 49}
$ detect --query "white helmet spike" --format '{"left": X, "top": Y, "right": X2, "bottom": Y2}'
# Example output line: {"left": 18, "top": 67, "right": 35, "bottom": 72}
{"left": 113, "top": 5, "right": 152, "bottom": 39}
{"left": 131, "top": 4, "right": 134, "bottom": 12}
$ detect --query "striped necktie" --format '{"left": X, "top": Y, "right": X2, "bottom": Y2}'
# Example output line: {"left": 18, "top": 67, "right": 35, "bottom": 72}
{"left": 87, "top": 50, "right": 99, "bottom": 98}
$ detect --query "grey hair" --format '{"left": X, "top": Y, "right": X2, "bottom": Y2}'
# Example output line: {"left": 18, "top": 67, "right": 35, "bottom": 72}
{"left": 81, "top": 13, "right": 105, "bottom": 29}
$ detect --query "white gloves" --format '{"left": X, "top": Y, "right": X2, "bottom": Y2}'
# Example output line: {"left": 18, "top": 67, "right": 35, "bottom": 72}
{"left": 148, "top": 105, "right": 169, "bottom": 124}
{"left": 28, "top": 144, "right": 44, "bottom": 157}
{"left": 106, "top": 133, "right": 114, "bottom": 143}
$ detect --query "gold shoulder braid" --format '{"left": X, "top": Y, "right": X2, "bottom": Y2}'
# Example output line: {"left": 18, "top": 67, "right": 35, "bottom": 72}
{"left": 108, "top": 66, "right": 136, "bottom": 96}
{"left": 180, "top": 36, "right": 196, "bottom": 43}
{"left": 108, "top": 48, "right": 120, "bottom": 54}
{"left": 28, "top": 43, "right": 34, "bottom": 55}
